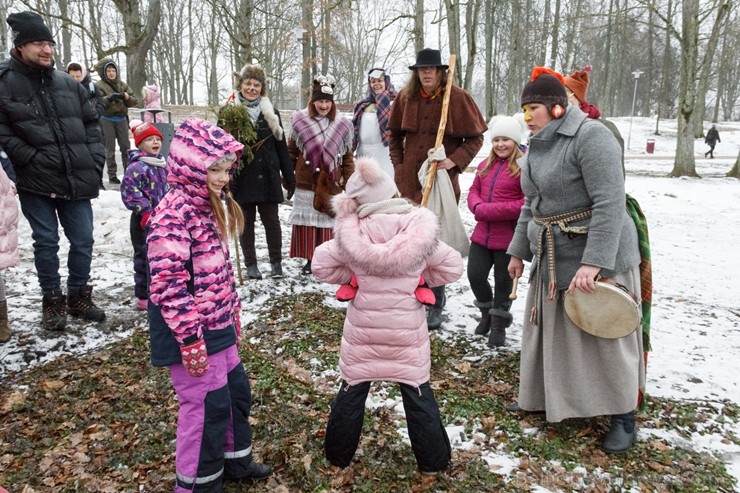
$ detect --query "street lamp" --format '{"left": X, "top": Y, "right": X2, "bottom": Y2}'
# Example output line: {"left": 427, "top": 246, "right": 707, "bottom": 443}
{"left": 292, "top": 28, "right": 306, "bottom": 110}
{"left": 627, "top": 70, "right": 643, "bottom": 150}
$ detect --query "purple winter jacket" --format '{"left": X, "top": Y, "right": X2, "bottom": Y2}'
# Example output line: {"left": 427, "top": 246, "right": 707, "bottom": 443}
{"left": 467, "top": 157, "right": 525, "bottom": 251}
{"left": 147, "top": 118, "right": 244, "bottom": 366}
{"left": 312, "top": 194, "right": 463, "bottom": 388}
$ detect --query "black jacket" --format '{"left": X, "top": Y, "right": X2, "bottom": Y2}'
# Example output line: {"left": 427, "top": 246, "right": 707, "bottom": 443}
{"left": 705, "top": 128, "right": 720, "bottom": 145}
{"left": 0, "top": 51, "right": 105, "bottom": 200}
{"left": 230, "top": 109, "right": 296, "bottom": 204}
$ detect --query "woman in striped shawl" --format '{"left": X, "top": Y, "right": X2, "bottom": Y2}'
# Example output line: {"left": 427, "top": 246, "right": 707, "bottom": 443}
{"left": 351, "top": 68, "right": 396, "bottom": 179}
{"left": 288, "top": 75, "right": 355, "bottom": 275}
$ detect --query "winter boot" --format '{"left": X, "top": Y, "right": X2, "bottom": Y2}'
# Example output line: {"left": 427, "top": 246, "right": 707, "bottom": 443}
{"left": 601, "top": 411, "right": 637, "bottom": 454}
{"left": 246, "top": 264, "right": 263, "bottom": 280}
{"left": 488, "top": 307, "right": 513, "bottom": 348}
{"left": 42, "top": 290, "right": 67, "bottom": 331}
{"left": 270, "top": 262, "right": 284, "bottom": 278}
{"left": 0, "top": 300, "right": 11, "bottom": 343}
{"left": 301, "top": 260, "right": 312, "bottom": 276}
{"left": 473, "top": 300, "right": 494, "bottom": 335}
{"left": 67, "top": 285, "right": 106, "bottom": 322}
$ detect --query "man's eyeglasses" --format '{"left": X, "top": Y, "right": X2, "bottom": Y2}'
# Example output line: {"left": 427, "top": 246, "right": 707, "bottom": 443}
{"left": 30, "top": 41, "right": 56, "bottom": 49}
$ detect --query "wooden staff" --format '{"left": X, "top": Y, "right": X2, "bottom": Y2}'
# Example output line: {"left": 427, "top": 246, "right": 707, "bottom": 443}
{"left": 509, "top": 276, "right": 520, "bottom": 300}
{"left": 233, "top": 235, "right": 244, "bottom": 285}
{"left": 420, "top": 54, "right": 457, "bottom": 208}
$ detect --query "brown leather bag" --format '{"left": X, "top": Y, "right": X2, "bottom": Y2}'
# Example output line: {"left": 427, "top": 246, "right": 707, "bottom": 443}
{"left": 313, "top": 168, "right": 343, "bottom": 217}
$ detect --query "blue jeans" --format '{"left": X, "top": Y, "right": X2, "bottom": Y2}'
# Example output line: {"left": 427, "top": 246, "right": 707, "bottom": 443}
{"left": 18, "top": 193, "right": 94, "bottom": 292}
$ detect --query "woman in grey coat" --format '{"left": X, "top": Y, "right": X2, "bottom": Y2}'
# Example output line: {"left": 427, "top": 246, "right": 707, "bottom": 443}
{"left": 506, "top": 68, "right": 644, "bottom": 454}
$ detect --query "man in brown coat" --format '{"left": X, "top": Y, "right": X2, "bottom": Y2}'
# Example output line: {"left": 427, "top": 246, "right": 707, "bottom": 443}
{"left": 389, "top": 48, "right": 487, "bottom": 329}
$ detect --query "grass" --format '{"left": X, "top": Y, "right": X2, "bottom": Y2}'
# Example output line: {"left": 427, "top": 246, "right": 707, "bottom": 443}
{"left": 0, "top": 290, "right": 737, "bottom": 492}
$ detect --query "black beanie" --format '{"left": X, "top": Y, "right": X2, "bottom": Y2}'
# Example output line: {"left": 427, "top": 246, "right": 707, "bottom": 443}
{"left": 521, "top": 67, "right": 568, "bottom": 112}
{"left": 7, "top": 11, "right": 54, "bottom": 48}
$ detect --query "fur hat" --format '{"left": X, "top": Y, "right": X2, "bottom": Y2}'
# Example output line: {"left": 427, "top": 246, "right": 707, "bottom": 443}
{"left": 130, "top": 120, "right": 163, "bottom": 148}
{"left": 521, "top": 67, "right": 568, "bottom": 116}
{"left": 311, "top": 74, "right": 336, "bottom": 102}
{"left": 488, "top": 115, "right": 526, "bottom": 146}
{"left": 563, "top": 66, "right": 592, "bottom": 104}
{"left": 235, "top": 64, "right": 267, "bottom": 95}
{"left": 7, "top": 11, "right": 54, "bottom": 48}
{"left": 344, "top": 156, "right": 398, "bottom": 205}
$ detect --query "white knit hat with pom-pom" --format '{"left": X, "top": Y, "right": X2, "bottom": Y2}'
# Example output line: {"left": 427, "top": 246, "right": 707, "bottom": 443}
{"left": 344, "top": 156, "right": 398, "bottom": 205}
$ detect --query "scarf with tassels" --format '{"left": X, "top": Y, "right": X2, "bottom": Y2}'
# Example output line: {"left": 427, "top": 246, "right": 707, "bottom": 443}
{"left": 291, "top": 110, "right": 353, "bottom": 181}
{"left": 351, "top": 77, "right": 397, "bottom": 150}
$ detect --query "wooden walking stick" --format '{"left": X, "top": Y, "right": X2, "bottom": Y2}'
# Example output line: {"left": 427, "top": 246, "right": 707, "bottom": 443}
{"left": 420, "top": 54, "right": 457, "bottom": 208}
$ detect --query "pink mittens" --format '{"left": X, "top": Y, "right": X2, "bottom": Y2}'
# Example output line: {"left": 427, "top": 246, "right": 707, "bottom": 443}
{"left": 415, "top": 275, "right": 436, "bottom": 306}
{"left": 336, "top": 275, "right": 359, "bottom": 301}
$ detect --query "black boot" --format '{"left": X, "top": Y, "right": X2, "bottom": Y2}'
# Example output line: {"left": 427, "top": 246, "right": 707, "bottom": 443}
{"left": 246, "top": 264, "right": 263, "bottom": 280}
{"left": 67, "top": 285, "right": 106, "bottom": 322}
{"left": 301, "top": 260, "right": 312, "bottom": 276}
{"left": 270, "top": 262, "right": 284, "bottom": 278}
{"left": 42, "top": 290, "right": 67, "bottom": 331}
{"left": 488, "top": 307, "right": 512, "bottom": 348}
{"left": 426, "top": 286, "right": 446, "bottom": 330}
{"left": 473, "top": 300, "right": 494, "bottom": 335}
{"left": 225, "top": 461, "right": 273, "bottom": 481}
{"left": 601, "top": 411, "right": 637, "bottom": 454}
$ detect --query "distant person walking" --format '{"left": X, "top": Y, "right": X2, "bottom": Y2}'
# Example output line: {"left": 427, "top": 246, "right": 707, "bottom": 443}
{"left": 0, "top": 11, "right": 107, "bottom": 331}
{"left": 95, "top": 58, "right": 138, "bottom": 184}
{"left": 704, "top": 124, "right": 720, "bottom": 158}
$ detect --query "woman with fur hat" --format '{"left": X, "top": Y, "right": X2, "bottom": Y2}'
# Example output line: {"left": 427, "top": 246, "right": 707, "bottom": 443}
{"left": 219, "top": 64, "right": 296, "bottom": 279}
{"left": 351, "top": 68, "right": 397, "bottom": 178}
{"left": 467, "top": 115, "right": 526, "bottom": 348}
{"left": 312, "top": 156, "right": 463, "bottom": 474}
{"left": 506, "top": 67, "right": 643, "bottom": 454}
{"left": 288, "top": 75, "right": 354, "bottom": 275}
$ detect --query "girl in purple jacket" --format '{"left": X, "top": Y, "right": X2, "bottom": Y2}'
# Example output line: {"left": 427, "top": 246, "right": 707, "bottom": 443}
{"left": 147, "top": 118, "right": 272, "bottom": 491}
{"left": 467, "top": 116, "right": 526, "bottom": 347}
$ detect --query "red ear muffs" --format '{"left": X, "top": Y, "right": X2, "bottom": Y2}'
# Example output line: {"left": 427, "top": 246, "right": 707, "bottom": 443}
{"left": 551, "top": 104, "right": 565, "bottom": 119}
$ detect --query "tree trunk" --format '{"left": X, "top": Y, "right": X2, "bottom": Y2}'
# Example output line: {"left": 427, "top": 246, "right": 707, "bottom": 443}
{"left": 301, "top": 0, "right": 313, "bottom": 107}
{"left": 727, "top": 151, "right": 740, "bottom": 178}
{"left": 692, "top": 0, "right": 730, "bottom": 137}
{"left": 110, "top": 0, "right": 161, "bottom": 96}
{"left": 462, "top": 0, "right": 481, "bottom": 91}
{"left": 541, "top": 0, "right": 550, "bottom": 66}
{"left": 670, "top": 0, "right": 699, "bottom": 178}
{"left": 654, "top": 0, "right": 673, "bottom": 135}
{"left": 414, "top": 0, "right": 424, "bottom": 53}
{"left": 548, "top": 0, "right": 561, "bottom": 69}
{"left": 445, "top": 0, "right": 462, "bottom": 86}
{"left": 484, "top": 1, "right": 494, "bottom": 119}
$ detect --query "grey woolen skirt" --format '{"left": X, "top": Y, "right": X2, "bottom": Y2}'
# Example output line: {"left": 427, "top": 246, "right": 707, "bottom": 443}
{"left": 516, "top": 266, "right": 645, "bottom": 422}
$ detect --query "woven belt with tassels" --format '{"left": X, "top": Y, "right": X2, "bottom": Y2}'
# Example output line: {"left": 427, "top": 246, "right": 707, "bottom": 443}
{"left": 530, "top": 208, "right": 593, "bottom": 325}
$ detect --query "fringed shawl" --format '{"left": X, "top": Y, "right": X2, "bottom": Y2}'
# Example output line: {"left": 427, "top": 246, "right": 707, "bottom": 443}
{"left": 291, "top": 110, "right": 353, "bottom": 181}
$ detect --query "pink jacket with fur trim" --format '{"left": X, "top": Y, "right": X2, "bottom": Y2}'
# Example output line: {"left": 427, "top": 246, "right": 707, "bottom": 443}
{"left": 0, "top": 164, "right": 19, "bottom": 269}
{"left": 312, "top": 194, "right": 463, "bottom": 388}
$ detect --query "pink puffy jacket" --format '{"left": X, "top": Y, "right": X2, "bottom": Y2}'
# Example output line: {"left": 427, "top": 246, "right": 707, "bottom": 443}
{"left": 0, "top": 165, "right": 19, "bottom": 269}
{"left": 467, "top": 156, "right": 524, "bottom": 251}
{"left": 312, "top": 194, "right": 463, "bottom": 388}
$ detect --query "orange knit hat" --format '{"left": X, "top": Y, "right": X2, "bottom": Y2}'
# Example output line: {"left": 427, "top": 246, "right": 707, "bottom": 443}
{"left": 563, "top": 66, "right": 592, "bottom": 104}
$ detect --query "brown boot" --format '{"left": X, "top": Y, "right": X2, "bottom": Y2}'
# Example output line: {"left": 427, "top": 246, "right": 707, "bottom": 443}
{"left": 0, "top": 300, "right": 11, "bottom": 343}
{"left": 42, "top": 290, "right": 67, "bottom": 331}
{"left": 67, "top": 285, "right": 106, "bottom": 322}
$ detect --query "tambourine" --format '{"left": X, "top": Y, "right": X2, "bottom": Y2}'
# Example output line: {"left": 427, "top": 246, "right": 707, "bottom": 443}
{"left": 564, "top": 281, "right": 640, "bottom": 339}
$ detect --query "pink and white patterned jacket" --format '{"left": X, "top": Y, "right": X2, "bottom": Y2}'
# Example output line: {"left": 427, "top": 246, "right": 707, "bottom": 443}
{"left": 147, "top": 118, "right": 243, "bottom": 363}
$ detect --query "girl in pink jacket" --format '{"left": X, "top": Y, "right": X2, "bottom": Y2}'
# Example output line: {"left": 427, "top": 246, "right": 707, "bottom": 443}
{"left": 0, "top": 150, "right": 20, "bottom": 343}
{"left": 467, "top": 116, "right": 525, "bottom": 348}
{"left": 312, "top": 156, "right": 463, "bottom": 475}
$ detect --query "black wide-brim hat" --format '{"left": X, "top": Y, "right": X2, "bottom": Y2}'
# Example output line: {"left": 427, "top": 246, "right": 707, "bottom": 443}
{"left": 409, "top": 48, "right": 448, "bottom": 70}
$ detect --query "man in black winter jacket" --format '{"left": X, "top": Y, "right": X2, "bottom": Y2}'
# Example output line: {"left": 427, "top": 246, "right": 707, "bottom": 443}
{"left": 0, "top": 11, "right": 107, "bottom": 331}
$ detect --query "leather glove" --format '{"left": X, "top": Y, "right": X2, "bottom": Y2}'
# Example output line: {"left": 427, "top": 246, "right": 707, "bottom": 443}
{"left": 336, "top": 275, "right": 358, "bottom": 301}
{"left": 140, "top": 212, "right": 151, "bottom": 229}
{"left": 286, "top": 184, "right": 296, "bottom": 200}
{"left": 180, "top": 338, "right": 209, "bottom": 377}
{"left": 414, "top": 275, "right": 436, "bottom": 306}
{"left": 108, "top": 92, "right": 124, "bottom": 102}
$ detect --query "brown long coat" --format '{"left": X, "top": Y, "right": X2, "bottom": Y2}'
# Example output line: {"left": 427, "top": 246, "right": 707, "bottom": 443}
{"left": 388, "top": 85, "right": 487, "bottom": 204}
{"left": 288, "top": 138, "right": 354, "bottom": 214}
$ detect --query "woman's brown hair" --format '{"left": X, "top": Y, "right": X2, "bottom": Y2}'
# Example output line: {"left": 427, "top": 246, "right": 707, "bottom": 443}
{"left": 307, "top": 98, "right": 337, "bottom": 121}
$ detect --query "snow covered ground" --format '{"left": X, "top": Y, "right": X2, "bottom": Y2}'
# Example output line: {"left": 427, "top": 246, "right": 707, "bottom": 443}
{"left": 1, "top": 115, "right": 739, "bottom": 488}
